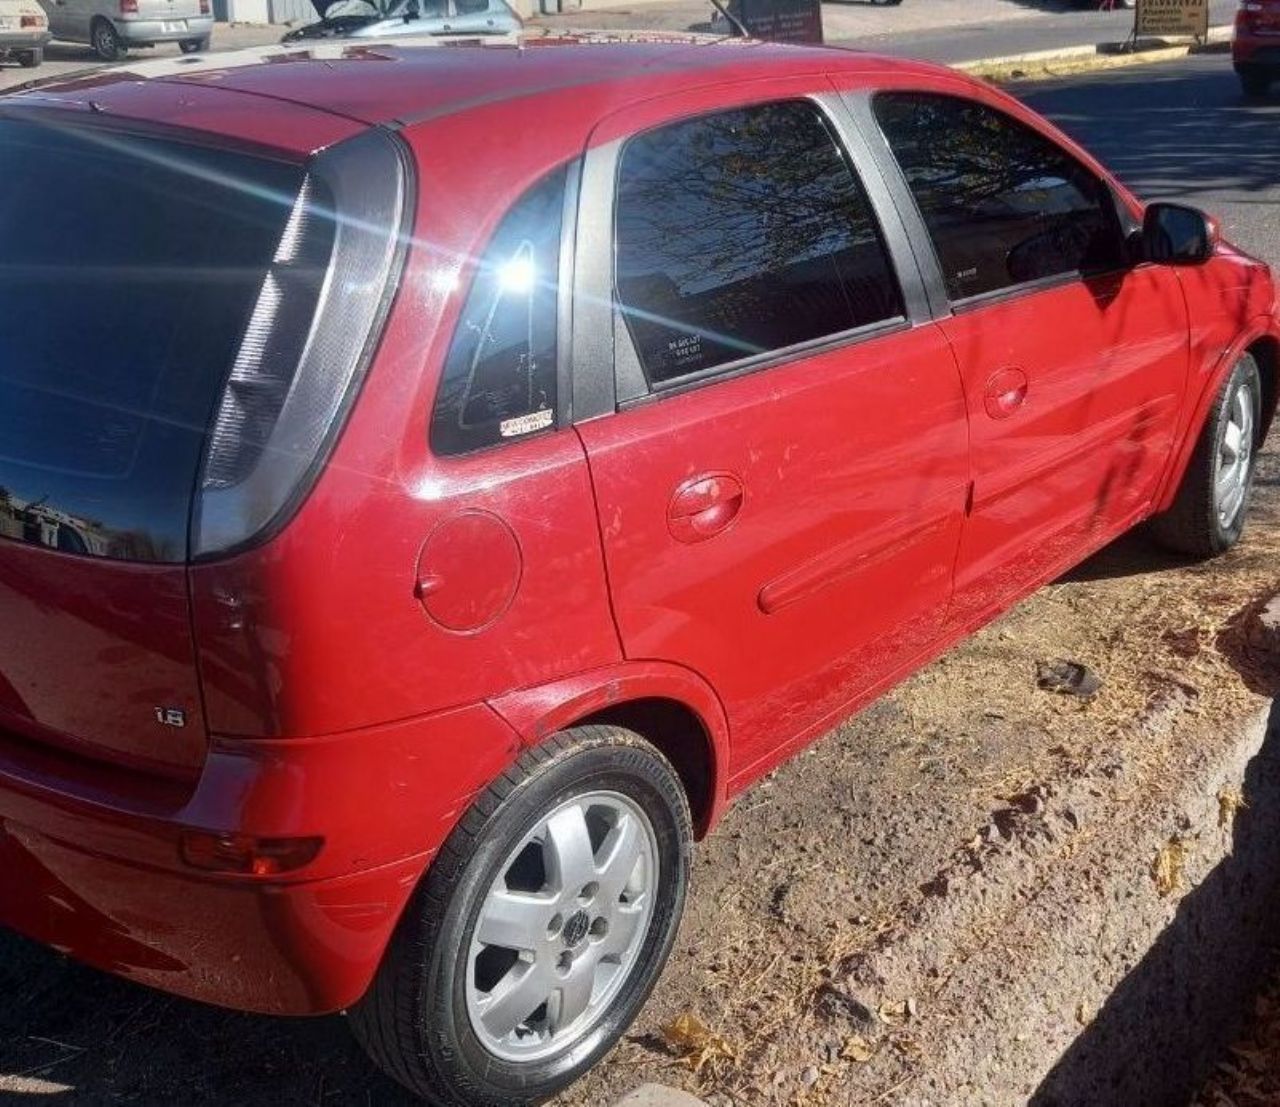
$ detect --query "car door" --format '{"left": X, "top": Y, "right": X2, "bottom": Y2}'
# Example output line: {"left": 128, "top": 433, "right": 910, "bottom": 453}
{"left": 572, "top": 86, "right": 971, "bottom": 783}
{"left": 40, "top": 0, "right": 72, "bottom": 40}
{"left": 59, "top": 0, "right": 93, "bottom": 41}
{"left": 863, "top": 88, "right": 1189, "bottom": 630}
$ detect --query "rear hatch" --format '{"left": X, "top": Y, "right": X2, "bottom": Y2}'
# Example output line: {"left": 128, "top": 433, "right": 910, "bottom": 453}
{"left": 0, "top": 113, "right": 306, "bottom": 776}
{"left": 1243, "top": 0, "right": 1280, "bottom": 34}
{"left": 131, "top": 0, "right": 205, "bottom": 23}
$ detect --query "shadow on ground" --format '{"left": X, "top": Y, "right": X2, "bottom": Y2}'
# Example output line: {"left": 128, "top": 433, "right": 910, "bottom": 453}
{"left": 1021, "top": 63, "right": 1280, "bottom": 215}
{"left": 1031, "top": 694, "right": 1280, "bottom": 1107}
{"left": 0, "top": 939, "right": 414, "bottom": 1104}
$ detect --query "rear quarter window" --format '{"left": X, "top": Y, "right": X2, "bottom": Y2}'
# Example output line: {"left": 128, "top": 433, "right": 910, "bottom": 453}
{"left": 430, "top": 167, "right": 567, "bottom": 456}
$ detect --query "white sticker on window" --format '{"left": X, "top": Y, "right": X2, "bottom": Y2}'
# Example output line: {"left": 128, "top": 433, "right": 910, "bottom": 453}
{"left": 499, "top": 408, "right": 554, "bottom": 438}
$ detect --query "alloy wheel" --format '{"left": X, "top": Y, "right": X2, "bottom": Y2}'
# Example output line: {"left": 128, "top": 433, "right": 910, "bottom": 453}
{"left": 464, "top": 790, "right": 659, "bottom": 1064}
{"left": 1215, "top": 378, "right": 1255, "bottom": 528}
{"left": 93, "top": 22, "right": 121, "bottom": 60}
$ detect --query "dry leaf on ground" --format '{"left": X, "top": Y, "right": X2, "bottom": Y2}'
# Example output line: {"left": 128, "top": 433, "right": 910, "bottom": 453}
{"left": 1219, "top": 788, "right": 1248, "bottom": 830}
{"left": 1152, "top": 837, "right": 1188, "bottom": 897}
{"left": 841, "top": 1034, "right": 874, "bottom": 1063}
{"left": 659, "top": 1012, "right": 737, "bottom": 1073}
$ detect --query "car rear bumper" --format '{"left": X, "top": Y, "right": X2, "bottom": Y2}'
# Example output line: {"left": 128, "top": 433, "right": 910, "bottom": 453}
{"left": 1234, "top": 38, "right": 1280, "bottom": 69}
{"left": 0, "top": 702, "right": 521, "bottom": 1014}
{"left": 117, "top": 13, "right": 213, "bottom": 43}
{"left": 0, "top": 29, "right": 51, "bottom": 48}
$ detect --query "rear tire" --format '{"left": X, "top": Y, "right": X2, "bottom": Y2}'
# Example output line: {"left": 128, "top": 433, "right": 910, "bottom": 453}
{"left": 178, "top": 36, "right": 208, "bottom": 53}
{"left": 18, "top": 47, "right": 42, "bottom": 67}
{"left": 350, "top": 726, "right": 693, "bottom": 1106}
{"left": 1149, "top": 354, "right": 1262, "bottom": 558}
{"left": 91, "top": 17, "right": 126, "bottom": 61}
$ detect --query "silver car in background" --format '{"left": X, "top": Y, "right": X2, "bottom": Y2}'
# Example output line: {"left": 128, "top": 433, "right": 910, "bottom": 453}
{"left": 39, "top": 0, "right": 213, "bottom": 59}
{"left": 280, "top": 0, "right": 518, "bottom": 42}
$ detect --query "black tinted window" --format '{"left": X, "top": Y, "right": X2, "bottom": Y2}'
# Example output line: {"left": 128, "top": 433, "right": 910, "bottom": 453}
{"left": 0, "top": 118, "right": 302, "bottom": 563}
{"left": 874, "top": 93, "right": 1124, "bottom": 302}
{"left": 615, "top": 101, "right": 903, "bottom": 384}
{"left": 431, "top": 168, "right": 565, "bottom": 456}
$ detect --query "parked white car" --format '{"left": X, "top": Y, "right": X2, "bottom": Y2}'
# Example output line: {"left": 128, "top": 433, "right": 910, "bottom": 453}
{"left": 37, "top": 0, "right": 213, "bottom": 60}
{"left": 0, "top": 0, "right": 49, "bottom": 66}
{"left": 281, "top": 0, "right": 519, "bottom": 43}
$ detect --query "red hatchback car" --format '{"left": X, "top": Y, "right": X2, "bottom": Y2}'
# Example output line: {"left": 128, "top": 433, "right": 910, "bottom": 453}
{"left": 0, "top": 34, "right": 1277, "bottom": 1106}
{"left": 1235, "top": 0, "right": 1280, "bottom": 94}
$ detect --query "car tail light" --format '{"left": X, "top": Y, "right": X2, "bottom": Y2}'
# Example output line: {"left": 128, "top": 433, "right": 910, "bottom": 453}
{"left": 192, "top": 129, "right": 410, "bottom": 559}
{"left": 1240, "top": 1, "right": 1265, "bottom": 30}
{"left": 180, "top": 829, "right": 324, "bottom": 876}
{"left": 199, "top": 0, "right": 209, "bottom": 13}
{"left": 120, "top": 0, "right": 138, "bottom": 13}
{"left": 20, "top": 12, "right": 46, "bottom": 25}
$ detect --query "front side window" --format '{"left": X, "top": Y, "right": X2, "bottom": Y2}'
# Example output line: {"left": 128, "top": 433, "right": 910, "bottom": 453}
{"left": 874, "top": 93, "right": 1126, "bottom": 303}
{"left": 614, "top": 100, "right": 904, "bottom": 385}
{"left": 431, "top": 167, "right": 566, "bottom": 456}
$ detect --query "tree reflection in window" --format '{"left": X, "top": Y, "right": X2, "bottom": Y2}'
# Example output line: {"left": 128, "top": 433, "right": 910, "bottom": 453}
{"left": 615, "top": 101, "right": 904, "bottom": 384}
{"left": 874, "top": 93, "right": 1126, "bottom": 302}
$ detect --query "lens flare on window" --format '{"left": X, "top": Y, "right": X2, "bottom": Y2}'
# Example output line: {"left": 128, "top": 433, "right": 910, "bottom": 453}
{"left": 497, "top": 252, "right": 536, "bottom": 294}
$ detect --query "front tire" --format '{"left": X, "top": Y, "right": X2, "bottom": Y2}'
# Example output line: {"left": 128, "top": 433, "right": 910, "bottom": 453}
{"left": 351, "top": 726, "right": 693, "bottom": 1106}
{"left": 91, "top": 18, "right": 126, "bottom": 61}
{"left": 1150, "top": 353, "right": 1263, "bottom": 558}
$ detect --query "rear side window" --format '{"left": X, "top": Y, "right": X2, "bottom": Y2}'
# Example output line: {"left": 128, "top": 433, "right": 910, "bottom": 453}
{"left": 614, "top": 100, "right": 904, "bottom": 385}
{"left": 874, "top": 92, "right": 1125, "bottom": 302}
{"left": 431, "top": 168, "right": 566, "bottom": 456}
{"left": 0, "top": 117, "right": 303, "bottom": 563}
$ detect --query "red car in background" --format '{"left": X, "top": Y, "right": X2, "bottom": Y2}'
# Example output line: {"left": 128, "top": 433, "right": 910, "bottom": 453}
{"left": 1235, "top": 0, "right": 1280, "bottom": 94}
{"left": 0, "top": 35, "right": 1277, "bottom": 1106}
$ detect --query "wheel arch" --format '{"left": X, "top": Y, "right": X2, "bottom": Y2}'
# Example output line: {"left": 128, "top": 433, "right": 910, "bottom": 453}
{"left": 488, "top": 662, "right": 731, "bottom": 839}
{"left": 1249, "top": 333, "right": 1279, "bottom": 442}
{"left": 1154, "top": 319, "right": 1280, "bottom": 514}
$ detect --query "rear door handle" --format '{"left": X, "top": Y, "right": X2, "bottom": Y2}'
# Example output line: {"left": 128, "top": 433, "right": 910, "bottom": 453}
{"left": 667, "top": 472, "right": 744, "bottom": 543}
{"left": 984, "top": 367, "right": 1029, "bottom": 420}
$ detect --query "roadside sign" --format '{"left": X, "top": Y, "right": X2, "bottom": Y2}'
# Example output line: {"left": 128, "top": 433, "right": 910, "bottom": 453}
{"left": 1135, "top": 0, "right": 1209, "bottom": 39}
{"left": 729, "top": 0, "right": 823, "bottom": 44}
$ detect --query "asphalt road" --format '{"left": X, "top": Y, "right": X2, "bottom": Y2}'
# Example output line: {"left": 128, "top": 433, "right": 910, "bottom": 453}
{"left": 0, "top": 25, "right": 278, "bottom": 92}
{"left": 867, "top": 0, "right": 1239, "bottom": 62}
{"left": 1020, "top": 53, "right": 1280, "bottom": 271}
{"left": 0, "top": 40, "right": 135, "bottom": 91}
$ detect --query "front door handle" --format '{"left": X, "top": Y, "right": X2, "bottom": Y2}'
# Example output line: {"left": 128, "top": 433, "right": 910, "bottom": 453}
{"left": 667, "top": 472, "right": 744, "bottom": 543}
{"left": 984, "top": 367, "right": 1029, "bottom": 420}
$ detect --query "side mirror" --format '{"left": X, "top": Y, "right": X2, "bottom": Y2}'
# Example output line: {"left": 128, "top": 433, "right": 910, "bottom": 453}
{"left": 1142, "top": 202, "right": 1220, "bottom": 265}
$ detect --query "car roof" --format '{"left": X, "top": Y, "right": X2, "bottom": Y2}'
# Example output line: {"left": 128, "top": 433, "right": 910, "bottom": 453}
{"left": 11, "top": 31, "right": 958, "bottom": 132}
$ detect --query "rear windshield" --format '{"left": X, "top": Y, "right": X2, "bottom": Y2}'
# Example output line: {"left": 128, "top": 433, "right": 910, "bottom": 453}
{"left": 0, "top": 117, "right": 303, "bottom": 563}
